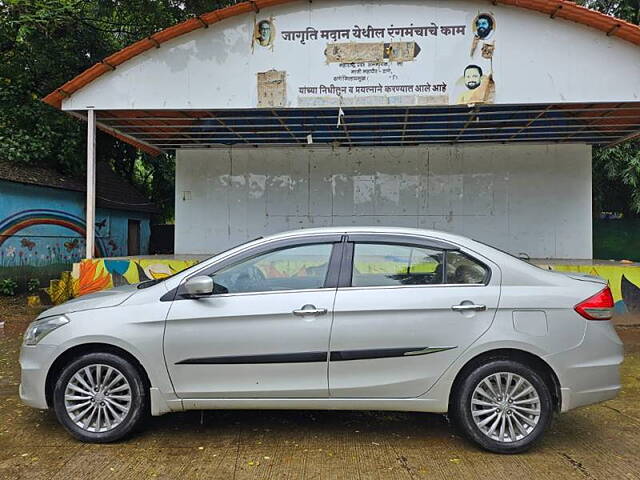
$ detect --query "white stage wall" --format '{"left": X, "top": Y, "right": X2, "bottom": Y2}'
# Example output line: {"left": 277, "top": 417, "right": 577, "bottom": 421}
{"left": 175, "top": 144, "right": 592, "bottom": 258}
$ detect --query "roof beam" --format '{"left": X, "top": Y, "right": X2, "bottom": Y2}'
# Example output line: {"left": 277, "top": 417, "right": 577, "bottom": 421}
{"left": 96, "top": 105, "right": 640, "bottom": 122}
{"left": 454, "top": 105, "right": 480, "bottom": 142}
{"left": 401, "top": 108, "right": 410, "bottom": 143}
{"left": 206, "top": 112, "right": 250, "bottom": 144}
{"left": 507, "top": 105, "right": 553, "bottom": 140}
{"left": 563, "top": 103, "right": 623, "bottom": 140}
{"left": 339, "top": 110, "right": 352, "bottom": 147}
{"left": 605, "top": 129, "right": 640, "bottom": 147}
{"left": 272, "top": 110, "right": 301, "bottom": 144}
{"left": 103, "top": 117, "right": 640, "bottom": 131}
{"left": 69, "top": 111, "right": 165, "bottom": 155}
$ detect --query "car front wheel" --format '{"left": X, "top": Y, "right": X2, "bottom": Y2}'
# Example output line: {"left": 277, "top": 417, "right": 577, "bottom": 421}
{"left": 452, "top": 359, "right": 553, "bottom": 453}
{"left": 52, "top": 352, "right": 147, "bottom": 442}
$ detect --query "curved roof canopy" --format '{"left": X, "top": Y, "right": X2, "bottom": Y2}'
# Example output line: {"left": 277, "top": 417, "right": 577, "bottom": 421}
{"left": 43, "top": 0, "right": 640, "bottom": 154}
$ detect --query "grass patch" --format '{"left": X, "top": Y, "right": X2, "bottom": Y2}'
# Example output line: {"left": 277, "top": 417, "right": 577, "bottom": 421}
{"left": 0, "top": 263, "right": 72, "bottom": 295}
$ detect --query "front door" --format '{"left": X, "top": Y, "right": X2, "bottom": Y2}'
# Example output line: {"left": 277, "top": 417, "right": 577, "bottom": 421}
{"left": 329, "top": 236, "right": 500, "bottom": 398}
{"left": 164, "top": 239, "right": 341, "bottom": 398}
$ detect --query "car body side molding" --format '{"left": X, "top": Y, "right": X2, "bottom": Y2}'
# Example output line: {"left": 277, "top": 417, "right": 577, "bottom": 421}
{"left": 175, "top": 351, "right": 328, "bottom": 365}
{"left": 175, "top": 346, "right": 457, "bottom": 365}
{"left": 330, "top": 346, "right": 457, "bottom": 361}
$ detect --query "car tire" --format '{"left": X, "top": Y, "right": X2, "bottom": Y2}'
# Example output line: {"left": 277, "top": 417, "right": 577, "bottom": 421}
{"left": 451, "top": 359, "right": 553, "bottom": 454}
{"left": 53, "top": 352, "right": 147, "bottom": 443}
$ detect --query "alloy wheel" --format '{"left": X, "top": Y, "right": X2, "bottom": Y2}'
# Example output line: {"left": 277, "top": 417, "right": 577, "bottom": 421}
{"left": 63, "top": 364, "right": 132, "bottom": 433}
{"left": 470, "top": 371, "right": 541, "bottom": 443}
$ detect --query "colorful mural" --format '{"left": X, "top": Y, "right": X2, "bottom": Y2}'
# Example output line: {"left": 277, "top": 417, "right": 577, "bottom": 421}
{"left": 46, "top": 258, "right": 200, "bottom": 304}
{"left": 0, "top": 208, "right": 107, "bottom": 257}
{"left": 0, "top": 179, "right": 153, "bottom": 294}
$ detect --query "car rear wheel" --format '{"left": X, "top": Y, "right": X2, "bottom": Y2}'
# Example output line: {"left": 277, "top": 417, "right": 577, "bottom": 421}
{"left": 452, "top": 359, "right": 553, "bottom": 453}
{"left": 53, "top": 352, "right": 147, "bottom": 442}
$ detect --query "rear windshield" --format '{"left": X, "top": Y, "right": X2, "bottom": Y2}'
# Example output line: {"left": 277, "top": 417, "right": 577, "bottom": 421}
{"left": 471, "top": 239, "right": 545, "bottom": 270}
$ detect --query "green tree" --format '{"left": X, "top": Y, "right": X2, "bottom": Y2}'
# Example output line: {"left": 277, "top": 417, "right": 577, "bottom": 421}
{"left": 0, "top": 0, "right": 232, "bottom": 221}
{"left": 579, "top": 0, "right": 640, "bottom": 24}
{"left": 576, "top": 1, "right": 640, "bottom": 216}
{"left": 593, "top": 140, "right": 640, "bottom": 215}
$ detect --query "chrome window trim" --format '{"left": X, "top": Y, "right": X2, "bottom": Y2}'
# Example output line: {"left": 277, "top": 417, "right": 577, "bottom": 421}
{"left": 338, "top": 283, "right": 488, "bottom": 293}
{"left": 194, "top": 286, "right": 336, "bottom": 299}
{"left": 346, "top": 232, "right": 459, "bottom": 250}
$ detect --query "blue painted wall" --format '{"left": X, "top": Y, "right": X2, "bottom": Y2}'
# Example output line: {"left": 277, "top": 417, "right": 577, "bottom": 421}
{"left": 0, "top": 180, "right": 151, "bottom": 272}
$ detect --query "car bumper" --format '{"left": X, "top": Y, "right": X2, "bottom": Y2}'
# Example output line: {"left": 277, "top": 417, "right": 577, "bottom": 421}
{"left": 546, "top": 320, "right": 624, "bottom": 413}
{"left": 19, "top": 344, "right": 57, "bottom": 410}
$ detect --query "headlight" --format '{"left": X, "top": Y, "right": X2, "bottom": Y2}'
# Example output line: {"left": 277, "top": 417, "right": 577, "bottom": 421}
{"left": 23, "top": 315, "right": 69, "bottom": 345}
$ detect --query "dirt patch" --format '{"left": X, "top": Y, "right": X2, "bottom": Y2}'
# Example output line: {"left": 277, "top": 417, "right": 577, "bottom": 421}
{"left": 0, "top": 295, "right": 44, "bottom": 340}
{"left": 618, "top": 326, "right": 640, "bottom": 353}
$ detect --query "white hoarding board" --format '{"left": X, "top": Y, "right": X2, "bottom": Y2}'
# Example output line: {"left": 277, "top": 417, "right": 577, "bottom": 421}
{"left": 63, "top": 0, "right": 640, "bottom": 110}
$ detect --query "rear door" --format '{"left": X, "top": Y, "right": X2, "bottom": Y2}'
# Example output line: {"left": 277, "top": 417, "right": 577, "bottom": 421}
{"left": 329, "top": 234, "right": 501, "bottom": 398}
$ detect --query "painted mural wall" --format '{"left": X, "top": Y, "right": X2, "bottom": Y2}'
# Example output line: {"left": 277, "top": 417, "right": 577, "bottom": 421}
{"left": 175, "top": 144, "right": 592, "bottom": 258}
{"left": 0, "top": 180, "right": 151, "bottom": 291}
{"left": 539, "top": 264, "right": 640, "bottom": 316}
{"left": 46, "top": 257, "right": 199, "bottom": 304}
{"left": 62, "top": 0, "right": 640, "bottom": 111}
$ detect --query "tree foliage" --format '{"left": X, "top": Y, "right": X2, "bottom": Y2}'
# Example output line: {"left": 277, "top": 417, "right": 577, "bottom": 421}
{"left": 579, "top": 0, "right": 640, "bottom": 24}
{"left": 0, "top": 0, "right": 232, "bottom": 221}
{"left": 574, "top": 1, "right": 640, "bottom": 215}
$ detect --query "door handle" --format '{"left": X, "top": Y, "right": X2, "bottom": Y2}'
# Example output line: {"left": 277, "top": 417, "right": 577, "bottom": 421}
{"left": 451, "top": 303, "right": 487, "bottom": 312}
{"left": 293, "top": 304, "right": 328, "bottom": 316}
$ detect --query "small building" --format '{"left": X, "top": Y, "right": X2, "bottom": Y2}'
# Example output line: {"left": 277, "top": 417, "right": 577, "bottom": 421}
{"left": 0, "top": 161, "right": 159, "bottom": 287}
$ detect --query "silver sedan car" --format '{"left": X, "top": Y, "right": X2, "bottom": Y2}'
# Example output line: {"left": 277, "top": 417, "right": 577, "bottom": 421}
{"left": 19, "top": 227, "right": 623, "bottom": 453}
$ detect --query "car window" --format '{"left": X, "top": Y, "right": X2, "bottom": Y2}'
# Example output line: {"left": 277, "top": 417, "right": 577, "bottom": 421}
{"left": 445, "top": 251, "right": 489, "bottom": 284}
{"left": 212, "top": 243, "right": 333, "bottom": 294}
{"left": 351, "top": 243, "right": 444, "bottom": 287}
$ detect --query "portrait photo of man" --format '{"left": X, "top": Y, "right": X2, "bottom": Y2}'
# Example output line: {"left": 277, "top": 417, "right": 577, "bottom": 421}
{"left": 474, "top": 13, "right": 494, "bottom": 40}
{"left": 470, "top": 13, "right": 496, "bottom": 56}
{"left": 254, "top": 19, "right": 274, "bottom": 47}
{"left": 457, "top": 64, "right": 494, "bottom": 104}
{"left": 464, "top": 64, "right": 482, "bottom": 90}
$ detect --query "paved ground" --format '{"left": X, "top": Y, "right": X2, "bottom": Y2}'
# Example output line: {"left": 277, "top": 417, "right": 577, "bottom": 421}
{"left": 0, "top": 297, "right": 639, "bottom": 480}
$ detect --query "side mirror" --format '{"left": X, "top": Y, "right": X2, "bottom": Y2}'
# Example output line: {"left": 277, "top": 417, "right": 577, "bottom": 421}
{"left": 183, "top": 275, "right": 214, "bottom": 298}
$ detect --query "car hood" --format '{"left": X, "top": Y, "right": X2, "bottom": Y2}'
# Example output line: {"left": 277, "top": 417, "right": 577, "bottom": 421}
{"left": 37, "top": 284, "right": 140, "bottom": 318}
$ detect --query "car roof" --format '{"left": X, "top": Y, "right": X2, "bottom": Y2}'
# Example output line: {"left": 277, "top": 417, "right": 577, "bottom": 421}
{"left": 261, "top": 226, "right": 473, "bottom": 245}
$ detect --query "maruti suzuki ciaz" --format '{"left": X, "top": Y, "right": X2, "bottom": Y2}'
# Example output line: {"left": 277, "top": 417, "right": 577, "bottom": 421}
{"left": 19, "top": 227, "right": 623, "bottom": 453}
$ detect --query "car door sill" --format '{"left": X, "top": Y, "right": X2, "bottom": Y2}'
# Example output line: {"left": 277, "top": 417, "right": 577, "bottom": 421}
{"left": 180, "top": 397, "right": 447, "bottom": 413}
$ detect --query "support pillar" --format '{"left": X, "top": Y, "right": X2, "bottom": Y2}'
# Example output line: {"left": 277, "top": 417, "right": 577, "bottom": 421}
{"left": 86, "top": 109, "right": 96, "bottom": 259}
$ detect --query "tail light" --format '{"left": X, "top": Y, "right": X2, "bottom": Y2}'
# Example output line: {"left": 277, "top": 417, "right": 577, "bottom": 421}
{"left": 574, "top": 286, "right": 614, "bottom": 320}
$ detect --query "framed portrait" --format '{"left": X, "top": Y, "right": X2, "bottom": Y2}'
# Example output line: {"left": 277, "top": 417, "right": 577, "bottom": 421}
{"left": 254, "top": 19, "right": 275, "bottom": 48}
